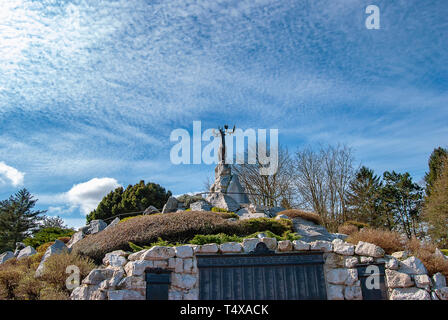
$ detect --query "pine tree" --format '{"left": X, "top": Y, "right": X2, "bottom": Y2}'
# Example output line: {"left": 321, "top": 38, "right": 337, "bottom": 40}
{"left": 424, "top": 147, "right": 448, "bottom": 196}
{"left": 346, "top": 166, "right": 382, "bottom": 226}
{"left": 424, "top": 155, "right": 448, "bottom": 247}
{"left": 0, "top": 189, "right": 46, "bottom": 251}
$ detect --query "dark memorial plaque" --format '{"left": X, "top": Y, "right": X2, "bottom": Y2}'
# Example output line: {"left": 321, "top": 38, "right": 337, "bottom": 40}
{"left": 197, "top": 251, "right": 327, "bottom": 300}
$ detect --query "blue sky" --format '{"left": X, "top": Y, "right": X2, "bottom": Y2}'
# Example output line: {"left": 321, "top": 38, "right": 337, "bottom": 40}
{"left": 0, "top": 0, "right": 447, "bottom": 229}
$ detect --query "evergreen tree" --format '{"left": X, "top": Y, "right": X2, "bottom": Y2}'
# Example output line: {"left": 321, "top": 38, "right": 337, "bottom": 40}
{"left": 424, "top": 155, "right": 448, "bottom": 247}
{"left": 379, "top": 171, "right": 423, "bottom": 239}
{"left": 86, "top": 180, "right": 172, "bottom": 223}
{"left": 424, "top": 147, "right": 448, "bottom": 196}
{"left": 346, "top": 166, "right": 382, "bottom": 226}
{"left": 0, "top": 189, "right": 46, "bottom": 251}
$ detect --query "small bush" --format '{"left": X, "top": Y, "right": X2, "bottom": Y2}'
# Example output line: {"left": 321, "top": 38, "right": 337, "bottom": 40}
{"left": 39, "top": 252, "right": 96, "bottom": 296}
{"left": 406, "top": 238, "right": 448, "bottom": 279}
{"left": 37, "top": 242, "right": 54, "bottom": 254}
{"left": 277, "top": 209, "right": 322, "bottom": 225}
{"left": 23, "top": 227, "right": 75, "bottom": 248}
{"left": 338, "top": 224, "right": 358, "bottom": 235}
{"left": 344, "top": 220, "right": 370, "bottom": 229}
{"left": 346, "top": 228, "right": 406, "bottom": 254}
{"left": 119, "top": 215, "right": 145, "bottom": 223}
{"left": 57, "top": 237, "right": 71, "bottom": 244}
{"left": 441, "top": 249, "right": 448, "bottom": 256}
{"left": 190, "top": 233, "right": 242, "bottom": 245}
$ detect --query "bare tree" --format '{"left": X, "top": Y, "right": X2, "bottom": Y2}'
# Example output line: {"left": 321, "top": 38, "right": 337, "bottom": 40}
{"left": 233, "top": 145, "right": 294, "bottom": 207}
{"left": 292, "top": 144, "right": 355, "bottom": 231}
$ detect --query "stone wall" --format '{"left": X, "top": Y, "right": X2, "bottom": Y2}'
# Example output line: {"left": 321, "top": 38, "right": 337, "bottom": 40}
{"left": 71, "top": 237, "right": 448, "bottom": 300}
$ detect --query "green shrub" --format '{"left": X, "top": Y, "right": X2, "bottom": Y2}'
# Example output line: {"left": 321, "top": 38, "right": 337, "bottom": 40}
{"left": 211, "top": 207, "right": 229, "bottom": 213}
{"left": 189, "top": 233, "right": 242, "bottom": 245}
{"left": 441, "top": 249, "right": 448, "bottom": 256}
{"left": 23, "top": 227, "right": 75, "bottom": 248}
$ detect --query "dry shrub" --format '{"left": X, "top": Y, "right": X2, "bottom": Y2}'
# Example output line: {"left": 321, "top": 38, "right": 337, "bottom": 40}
{"left": 278, "top": 209, "right": 322, "bottom": 225}
{"left": 338, "top": 224, "right": 358, "bottom": 235}
{"left": 406, "top": 238, "right": 448, "bottom": 280}
{"left": 39, "top": 287, "right": 69, "bottom": 300}
{"left": 0, "top": 252, "right": 95, "bottom": 300}
{"left": 346, "top": 228, "right": 406, "bottom": 254}
{"left": 39, "top": 252, "right": 95, "bottom": 295}
{"left": 37, "top": 242, "right": 54, "bottom": 254}
{"left": 57, "top": 237, "right": 71, "bottom": 244}
{"left": 73, "top": 211, "right": 293, "bottom": 262}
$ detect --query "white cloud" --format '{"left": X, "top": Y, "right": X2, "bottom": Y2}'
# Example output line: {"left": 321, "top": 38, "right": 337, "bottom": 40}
{"left": 0, "top": 161, "right": 24, "bottom": 186}
{"left": 67, "top": 177, "right": 121, "bottom": 215}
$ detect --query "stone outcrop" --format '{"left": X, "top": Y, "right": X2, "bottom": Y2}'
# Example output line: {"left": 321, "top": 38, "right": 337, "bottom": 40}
{"left": 35, "top": 239, "right": 69, "bottom": 277}
{"left": 190, "top": 200, "right": 212, "bottom": 212}
{"left": 67, "top": 219, "right": 107, "bottom": 248}
{"left": 17, "top": 246, "right": 36, "bottom": 259}
{"left": 143, "top": 205, "right": 160, "bottom": 215}
{"left": 105, "top": 217, "right": 120, "bottom": 230}
{"left": 0, "top": 251, "right": 14, "bottom": 264}
{"left": 292, "top": 217, "right": 345, "bottom": 243}
{"left": 162, "top": 197, "right": 178, "bottom": 213}
{"left": 398, "top": 256, "right": 428, "bottom": 275}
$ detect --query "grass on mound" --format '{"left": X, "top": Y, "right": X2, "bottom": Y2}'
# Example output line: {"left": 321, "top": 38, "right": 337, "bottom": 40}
{"left": 277, "top": 209, "right": 322, "bottom": 225}
{"left": 72, "top": 211, "right": 293, "bottom": 263}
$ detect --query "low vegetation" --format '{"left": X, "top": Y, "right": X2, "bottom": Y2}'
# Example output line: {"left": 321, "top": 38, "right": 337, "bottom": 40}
{"left": 0, "top": 253, "right": 95, "bottom": 300}
{"left": 277, "top": 209, "right": 322, "bottom": 225}
{"left": 337, "top": 220, "right": 370, "bottom": 235}
{"left": 73, "top": 211, "right": 293, "bottom": 262}
{"left": 23, "top": 227, "right": 75, "bottom": 248}
{"left": 347, "top": 228, "right": 448, "bottom": 281}
{"left": 346, "top": 228, "right": 406, "bottom": 254}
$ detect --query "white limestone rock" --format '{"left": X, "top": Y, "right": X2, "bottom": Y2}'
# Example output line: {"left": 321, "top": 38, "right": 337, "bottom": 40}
{"left": 344, "top": 283, "right": 363, "bottom": 300}
{"left": 385, "top": 269, "right": 414, "bottom": 288}
{"left": 141, "top": 246, "right": 175, "bottom": 260}
{"left": 103, "top": 250, "right": 128, "bottom": 267}
{"left": 344, "top": 257, "right": 359, "bottom": 268}
{"left": 17, "top": 246, "right": 36, "bottom": 259}
{"left": 184, "top": 288, "right": 199, "bottom": 300}
{"left": 435, "top": 287, "right": 448, "bottom": 300}
{"left": 432, "top": 272, "right": 447, "bottom": 289}
{"left": 108, "top": 289, "right": 145, "bottom": 300}
{"left": 220, "top": 242, "right": 242, "bottom": 253}
{"left": 277, "top": 240, "right": 293, "bottom": 252}
{"left": 385, "top": 256, "right": 399, "bottom": 270}
{"left": 124, "top": 260, "right": 153, "bottom": 276}
{"left": 105, "top": 217, "right": 120, "bottom": 230}
{"left": 82, "top": 268, "right": 115, "bottom": 285}
{"left": 398, "top": 256, "right": 428, "bottom": 275}
{"left": 162, "top": 196, "right": 179, "bottom": 213}
{"left": 360, "top": 256, "right": 374, "bottom": 264}
{"left": 242, "top": 238, "right": 260, "bottom": 253}
{"left": 175, "top": 245, "right": 194, "bottom": 258}
{"left": 171, "top": 273, "right": 197, "bottom": 290}
{"left": 196, "top": 243, "right": 219, "bottom": 254}
{"left": 355, "top": 241, "right": 385, "bottom": 258}
{"left": 261, "top": 237, "right": 277, "bottom": 250}
{"left": 327, "top": 284, "right": 344, "bottom": 300}
{"left": 35, "top": 239, "right": 68, "bottom": 277}
{"left": 0, "top": 251, "right": 14, "bottom": 264}
{"left": 310, "top": 240, "right": 332, "bottom": 252}
{"left": 389, "top": 287, "right": 431, "bottom": 300}
{"left": 293, "top": 240, "right": 310, "bottom": 251}
{"left": 168, "top": 258, "right": 183, "bottom": 273}
{"left": 414, "top": 274, "right": 431, "bottom": 290}
{"left": 332, "top": 239, "right": 355, "bottom": 256}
